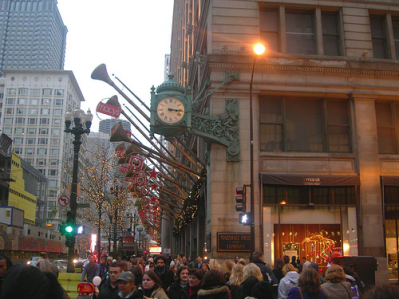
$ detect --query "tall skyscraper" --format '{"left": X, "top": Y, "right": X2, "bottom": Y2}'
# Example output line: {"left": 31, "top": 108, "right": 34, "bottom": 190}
{"left": 99, "top": 119, "right": 131, "bottom": 136}
{"left": 0, "top": 69, "right": 84, "bottom": 225}
{"left": 0, "top": 0, "right": 67, "bottom": 70}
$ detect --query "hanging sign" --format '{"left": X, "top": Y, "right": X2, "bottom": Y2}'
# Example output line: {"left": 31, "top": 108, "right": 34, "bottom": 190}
{"left": 96, "top": 102, "right": 121, "bottom": 118}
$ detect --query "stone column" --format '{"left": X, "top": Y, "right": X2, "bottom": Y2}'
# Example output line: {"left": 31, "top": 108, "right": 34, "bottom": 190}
{"left": 354, "top": 97, "right": 385, "bottom": 257}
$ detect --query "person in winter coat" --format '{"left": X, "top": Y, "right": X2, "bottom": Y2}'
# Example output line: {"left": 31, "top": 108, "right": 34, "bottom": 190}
{"left": 227, "top": 263, "right": 244, "bottom": 299}
{"left": 197, "top": 270, "right": 230, "bottom": 299}
{"left": 252, "top": 252, "right": 278, "bottom": 285}
{"left": 273, "top": 258, "right": 285, "bottom": 284}
{"left": 115, "top": 271, "right": 143, "bottom": 299}
{"left": 236, "top": 263, "right": 264, "bottom": 299}
{"left": 278, "top": 264, "right": 299, "bottom": 299}
{"left": 287, "top": 267, "right": 324, "bottom": 299}
{"left": 308, "top": 263, "right": 325, "bottom": 284}
{"left": 188, "top": 269, "right": 204, "bottom": 299}
{"left": 142, "top": 271, "right": 169, "bottom": 299}
{"left": 168, "top": 266, "right": 189, "bottom": 299}
{"left": 320, "top": 265, "right": 351, "bottom": 299}
{"left": 155, "top": 255, "right": 175, "bottom": 292}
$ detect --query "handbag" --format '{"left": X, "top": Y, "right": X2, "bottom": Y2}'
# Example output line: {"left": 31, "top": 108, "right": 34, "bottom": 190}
{"left": 339, "top": 282, "right": 353, "bottom": 299}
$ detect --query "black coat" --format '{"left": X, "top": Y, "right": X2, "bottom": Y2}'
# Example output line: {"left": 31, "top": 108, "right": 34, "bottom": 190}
{"left": 236, "top": 276, "right": 259, "bottom": 299}
{"left": 113, "top": 289, "right": 143, "bottom": 299}
{"left": 154, "top": 266, "right": 175, "bottom": 291}
{"left": 168, "top": 281, "right": 189, "bottom": 299}
{"left": 273, "top": 268, "right": 284, "bottom": 283}
{"left": 252, "top": 259, "right": 278, "bottom": 285}
{"left": 97, "top": 278, "right": 118, "bottom": 299}
{"left": 197, "top": 285, "right": 230, "bottom": 299}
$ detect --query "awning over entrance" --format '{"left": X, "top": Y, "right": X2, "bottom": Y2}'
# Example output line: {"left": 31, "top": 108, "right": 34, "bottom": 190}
{"left": 381, "top": 176, "right": 399, "bottom": 186}
{"left": 261, "top": 174, "right": 360, "bottom": 186}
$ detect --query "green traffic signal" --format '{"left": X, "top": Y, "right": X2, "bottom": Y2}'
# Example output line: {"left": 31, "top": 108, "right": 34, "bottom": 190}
{"left": 65, "top": 225, "right": 73, "bottom": 233}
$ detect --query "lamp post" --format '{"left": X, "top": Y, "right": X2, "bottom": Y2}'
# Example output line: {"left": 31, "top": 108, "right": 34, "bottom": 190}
{"left": 64, "top": 108, "right": 93, "bottom": 272}
{"left": 249, "top": 43, "right": 266, "bottom": 260}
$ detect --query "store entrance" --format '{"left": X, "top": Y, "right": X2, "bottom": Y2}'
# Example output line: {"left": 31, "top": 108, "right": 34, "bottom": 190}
{"left": 274, "top": 224, "right": 341, "bottom": 273}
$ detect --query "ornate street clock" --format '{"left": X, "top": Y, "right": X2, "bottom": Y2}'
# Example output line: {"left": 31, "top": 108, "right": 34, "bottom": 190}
{"left": 150, "top": 74, "right": 191, "bottom": 140}
{"left": 150, "top": 71, "right": 240, "bottom": 161}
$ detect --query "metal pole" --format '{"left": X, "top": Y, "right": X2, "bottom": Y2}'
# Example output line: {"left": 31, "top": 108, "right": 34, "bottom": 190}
{"left": 249, "top": 56, "right": 257, "bottom": 261}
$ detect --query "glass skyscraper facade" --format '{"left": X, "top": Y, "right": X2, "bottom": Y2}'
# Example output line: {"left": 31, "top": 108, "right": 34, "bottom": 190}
{"left": 0, "top": 0, "right": 67, "bottom": 70}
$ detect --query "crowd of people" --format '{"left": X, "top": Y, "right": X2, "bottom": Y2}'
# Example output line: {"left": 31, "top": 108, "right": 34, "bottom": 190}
{"left": 0, "top": 252, "right": 396, "bottom": 299}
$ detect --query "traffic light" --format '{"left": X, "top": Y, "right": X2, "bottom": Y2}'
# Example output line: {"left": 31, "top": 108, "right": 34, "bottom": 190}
{"left": 235, "top": 186, "right": 246, "bottom": 212}
{"left": 60, "top": 211, "right": 76, "bottom": 247}
{"left": 239, "top": 212, "right": 252, "bottom": 225}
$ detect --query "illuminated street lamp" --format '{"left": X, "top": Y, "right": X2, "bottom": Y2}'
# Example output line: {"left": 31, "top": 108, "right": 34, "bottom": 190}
{"left": 64, "top": 108, "right": 93, "bottom": 272}
{"left": 249, "top": 43, "right": 265, "bottom": 259}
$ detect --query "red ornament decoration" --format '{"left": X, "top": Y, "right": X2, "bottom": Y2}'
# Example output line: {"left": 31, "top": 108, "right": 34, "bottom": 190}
{"left": 148, "top": 168, "right": 160, "bottom": 180}
{"left": 128, "top": 154, "right": 145, "bottom": 171}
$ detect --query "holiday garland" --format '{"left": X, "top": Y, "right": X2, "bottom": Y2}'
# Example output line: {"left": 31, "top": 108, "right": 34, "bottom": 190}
{"left": 173, "top": 168, "right": 207, "bottom": 236}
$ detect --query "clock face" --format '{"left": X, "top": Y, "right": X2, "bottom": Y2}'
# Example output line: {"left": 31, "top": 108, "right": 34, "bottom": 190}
{"left": 157, "top": 97, "right": 185, "bottom": 124}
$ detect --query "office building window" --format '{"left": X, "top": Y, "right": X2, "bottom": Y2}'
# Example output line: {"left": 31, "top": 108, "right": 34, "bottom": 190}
{"left": 25, "top": 148, "right": 34, "bottom": 155}
{"left": 37, "top": 159, "right": 46, "bottom": 166}
{"left": 2, "top": 128, "right": 12, "bottom": 134}
{"left": 55, "top": 89, "right": 64, "bottom": 96}
{"left": 49, "top": 169, "right": 58, "bottom": 176}
{"left": 41, "top": 99, "right": 51, "bottom": 105}
{"left": 286, "top": 11, "right": 315, "bottom": 55}
{"left": 53, "top": 109, "right": 62, "bottom": 115}
{"left": 14, "top": 128, "right": 24, "bottom": 134}
{"left": 260, "top": 7, "right": 341, "bottom": 56}
{"left": 376, "top": 102, "right": 399, "bottom": 154}
{"left": 52, "top": 119, "right": 62, "bottom": 125}
{"left": 28, "top": 118, "right": 37, "bottom": 125}
{"left": 17, "top": 98, "right": 27, "bottom": 105}
{"left": 28, "top": 108, "right": 38, "bottom": 115}
{"left": 6, "top": 89, "right": 16, "bottom": 95}
{"left": 40, "top": 118, "right": 49, "bottom": 125}
{"left": 27, "top": 128, "right": 36, "bottom": 134}
{"left": 30, "top": 89, "right": 40, "bottom": 97}
{"left": 5, "top": 98, "right": 15, "bottom": 105}
{"left": 3, "top": 118, "right": 12, "bottom": 124}
{"left": 38, "top": 138, "right": 48, "bottom": 145}
{"left": 41, "top": 108, "right": 50, "bottom": 115}
{"left": 14, "top": 137, "right": 23, "bottom": 144}
{"left": 26, "top": 138, "right": 35, "bottom": 145}
{"left": 50, "top": 149, "right": 60, "bottom": 155}
{"left": 29, "top": 99, "right": 39, "bottom": 105}
{"left": 5, "top": 108, "right": 13, "bottom": 114}
{"left": 260, "top": 8, "right": 279, "bottom": 52}
{"left": 18, "top": 88, "right": 28, "bottom": 95}
{"left": 54, "top": 99, "right": 63, "bottom": 105}
{"left": 37, "top": 148, "right": 47, "bottom": 155}
{"left": 49, "top": 159, "right": 59, "bottom": 165}
{"left": 370, "top": 15, "right": 389, "bottom": 59}
{"left": 39, "top": 128, "right": 48, "bottom": 135}
{"left": 260, "top": 97, "right": 351, "bottom": 153}
{"left": 42, "top": 88, "right": 52, "bottom": 96}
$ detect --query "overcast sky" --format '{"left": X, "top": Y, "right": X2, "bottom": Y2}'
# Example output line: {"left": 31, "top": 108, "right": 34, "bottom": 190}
{"left": 57, "top": 0, "right": 174, "bottom": 132}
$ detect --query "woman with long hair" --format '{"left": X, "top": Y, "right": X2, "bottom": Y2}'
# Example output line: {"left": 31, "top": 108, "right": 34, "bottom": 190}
{"left": 197, "top": 270, "right": 229, "bottom": 299}
{"left": 287, "top": 267, "right": 324, "bottom": 299}
{"left": 227, "top": 263, "right": 244, "bottom": 299}
{"left": 208, "top": 259, "right": 221, "bottom": 272}
{"left": 200, "top": 263, "right": 209, "bottom": 274}
{"left": 278, "top": 264, "right": 299, "bottom": 299}
{"left": 236, "top": 263, "right": 264, "bottom": 299}
{"left": 142, "top": 270, "right": 169, "bottom": 299}
{"left": 273, "top": 258, "right": 285, "bottom": 284}
{"left": 320, "top": 265, "right": 351, "bottom": 299}
{"left": 168, "top": 266, "right": 189, "bottom": 299}
{"left": 222, "top": 260, "right": 234, "bottom": 281}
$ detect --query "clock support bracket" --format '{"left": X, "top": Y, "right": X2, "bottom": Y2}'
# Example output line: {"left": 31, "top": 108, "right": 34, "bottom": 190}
{"left": 190, "top": 98, "right": 239, "bottom": 162}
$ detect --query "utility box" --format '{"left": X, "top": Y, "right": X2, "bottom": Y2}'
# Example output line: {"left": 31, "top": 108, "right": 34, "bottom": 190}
{"left": 341, "top": 256, "right": 378, "bottom": 288}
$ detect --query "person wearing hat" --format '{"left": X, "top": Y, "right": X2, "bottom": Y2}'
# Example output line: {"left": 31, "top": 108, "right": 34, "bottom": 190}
{"left": 144, "top": 258, "right": 154, "bottom": 272}
{"left": 116, "top": 271, "right": 143, "bottom": 299}
{"left": 329, "top": 252, "right": 342, "bottom": 267}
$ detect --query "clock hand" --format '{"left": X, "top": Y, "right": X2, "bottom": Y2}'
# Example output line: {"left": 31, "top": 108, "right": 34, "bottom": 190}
{"left": 168, "top": 108, "right": 183, "bottom": 112}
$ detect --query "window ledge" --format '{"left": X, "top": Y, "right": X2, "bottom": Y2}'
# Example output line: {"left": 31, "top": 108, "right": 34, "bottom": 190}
{"left": 260, "top": 152, "right": 355, "bottom": 159}
{"left": 379, "top": 154, "right": 399, "bottom": 160}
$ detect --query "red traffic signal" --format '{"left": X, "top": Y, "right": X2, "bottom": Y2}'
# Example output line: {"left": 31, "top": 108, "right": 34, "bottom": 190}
{"left": 235, "top": 186, "right": 246, "bottom": 212}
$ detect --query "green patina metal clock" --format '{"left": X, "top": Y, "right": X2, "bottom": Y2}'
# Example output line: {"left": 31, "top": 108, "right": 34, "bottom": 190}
{"left": 150, "top": 72, "right": 240, "bottom": 162}
{"left": 150, "top": 74, "right": 191, "bottom": 139}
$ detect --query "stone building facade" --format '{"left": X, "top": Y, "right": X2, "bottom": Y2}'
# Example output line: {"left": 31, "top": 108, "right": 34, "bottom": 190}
{"left": 169, "top": 0, "right": 399, "bottom": 283}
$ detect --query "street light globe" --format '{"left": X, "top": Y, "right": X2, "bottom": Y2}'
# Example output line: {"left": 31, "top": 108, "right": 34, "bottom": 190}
{"left": 254, "top": 43, "right": 266, "bottom": 55}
